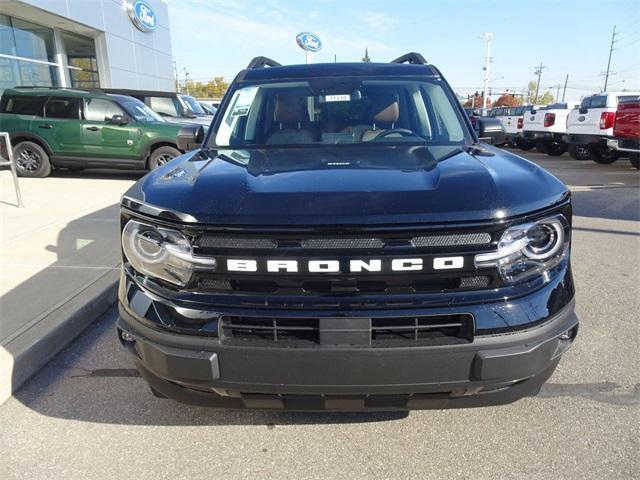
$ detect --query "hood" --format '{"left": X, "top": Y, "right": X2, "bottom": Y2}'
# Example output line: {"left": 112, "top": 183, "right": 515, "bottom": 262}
{"left": 124, "top": 145, "right": 569, "bottom": 226}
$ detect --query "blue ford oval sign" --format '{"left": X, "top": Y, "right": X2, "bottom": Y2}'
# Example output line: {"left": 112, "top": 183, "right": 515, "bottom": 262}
{"left": 128, "top": 0, "right": 157, "bottom": 32}
{"left": 296, "top": 32, "right": 322, "bottom": 52}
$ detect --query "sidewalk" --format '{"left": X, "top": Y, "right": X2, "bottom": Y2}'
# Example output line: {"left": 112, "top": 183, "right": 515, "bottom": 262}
{"left": 0, "top": 169, "right": 137, "bottom": 404}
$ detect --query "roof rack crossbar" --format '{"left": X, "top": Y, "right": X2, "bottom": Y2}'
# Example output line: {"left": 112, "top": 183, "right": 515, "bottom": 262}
{"left": 247, "top": 56, "right": 282, "bottom": 69}
{"left": 390, "top": 52, "right": 428, "bottom": 65}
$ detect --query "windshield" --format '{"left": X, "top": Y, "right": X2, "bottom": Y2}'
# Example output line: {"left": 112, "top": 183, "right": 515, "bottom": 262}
{"left": 119, "top": 98, "right": 164, "bottom": 122}
{"left": 180, "top": 95, "right": 207, "bottom": 115}
{"left": 212, "top": 78, "right": 470, "bottom": 151}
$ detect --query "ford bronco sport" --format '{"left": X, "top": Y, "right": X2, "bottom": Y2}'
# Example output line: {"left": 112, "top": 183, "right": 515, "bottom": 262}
{"left": 0, "top": 87, "right": 197, "bottom": 177}
{"left": 117, "top": 53, "right": 579, "bottom": 410}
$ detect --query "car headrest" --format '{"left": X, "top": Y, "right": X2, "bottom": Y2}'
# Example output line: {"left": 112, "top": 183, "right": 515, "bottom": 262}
{"left": 273, "top": 95, "right": 308, "bottom": 124}
{"left": 371, "top": 95, "right": 399, "bottom": 123}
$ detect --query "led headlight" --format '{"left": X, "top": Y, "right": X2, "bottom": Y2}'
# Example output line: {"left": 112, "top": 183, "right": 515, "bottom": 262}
{"left": 475, "top": 214, "right": 569, "bottom": 284}
{"left": 122, "top": 220, "right": 216, "bottom": 287}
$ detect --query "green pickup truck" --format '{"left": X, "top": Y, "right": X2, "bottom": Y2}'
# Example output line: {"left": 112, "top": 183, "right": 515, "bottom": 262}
{"left": 0, "top": 87, "right": 203, "bottom": 177}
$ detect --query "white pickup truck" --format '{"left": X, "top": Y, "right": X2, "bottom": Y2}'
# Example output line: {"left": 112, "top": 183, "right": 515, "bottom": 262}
{"left": 522, "top": 102, "right": 580, "bottom": 156}
{"left": 491, "top": 105, "right": 542, "bottom": 149}
{"left": 565, "top": 91, "right": 640, "bottom": 163}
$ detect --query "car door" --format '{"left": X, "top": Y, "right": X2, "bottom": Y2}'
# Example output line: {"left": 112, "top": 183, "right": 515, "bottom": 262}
{"left": 37, "top": 96, "right": 83, "bottom": 157}
{"left": 81, "top": 97, "right": 142, "bottom": 161}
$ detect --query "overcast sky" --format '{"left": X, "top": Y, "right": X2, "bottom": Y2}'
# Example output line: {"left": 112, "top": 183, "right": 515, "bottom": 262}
{"left": 168, "top": 0, "right": 640, "bottom": 100}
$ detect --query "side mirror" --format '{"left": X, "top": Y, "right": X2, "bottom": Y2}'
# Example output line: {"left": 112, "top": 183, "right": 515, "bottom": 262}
{"left": 578, "top": 107, "right": 588, "bottom": 114}
{"left": 177, "top": 125, "right": 205, "bottom": 151}
{"left": 108, "top": 114, "right": 128, "bottom": 125}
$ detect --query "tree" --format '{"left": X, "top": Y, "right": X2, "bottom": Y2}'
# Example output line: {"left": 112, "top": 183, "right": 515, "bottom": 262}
{"left": 525, "top": 81, "right": 555, "bottom": 105}
{"left": 362, "top": 47, "right": 371, "bottom": 63}
{"left": 492, "top": 94, "right": 521, "bottom": 107}
{"left": 463, "top": 92, "right": 491, "bottom": 108}
{"left": 180, "top": 76, "right": 229, "bottom": 98}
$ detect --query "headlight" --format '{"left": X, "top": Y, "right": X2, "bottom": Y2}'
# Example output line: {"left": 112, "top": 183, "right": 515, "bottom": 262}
{"left": 475, "top": 214, "right": 569, "bottom": 284}
{"left": 122, "top": 220, "right": 216, "bottom": 287}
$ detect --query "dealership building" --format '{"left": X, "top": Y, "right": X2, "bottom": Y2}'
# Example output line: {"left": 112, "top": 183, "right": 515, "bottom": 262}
{"left": 0, "top": 0, "right": 175, "bottom": 94}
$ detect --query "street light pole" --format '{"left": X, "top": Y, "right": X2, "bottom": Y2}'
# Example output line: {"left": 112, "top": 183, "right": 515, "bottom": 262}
{"left": 478, "top": 33, "right": 493, "bottom": 111}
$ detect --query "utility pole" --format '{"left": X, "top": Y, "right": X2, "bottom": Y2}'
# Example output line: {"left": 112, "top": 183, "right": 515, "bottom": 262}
{"left": 604, "top": 25, "right": 617, "bottom": 91}
{"left": 533, "top": 62, "right": 546, "bottom": 103}
{"left": 561, "top": 74, "right": 569, "bottom": 102}
{"left": 478, "top": 33, "right": 493, "bottom": 111}
{"left": 173, "top": 60, "right": 179, "bottom": 92}
{"left": 183, "top": 67, "right": 190, "bottom": 95}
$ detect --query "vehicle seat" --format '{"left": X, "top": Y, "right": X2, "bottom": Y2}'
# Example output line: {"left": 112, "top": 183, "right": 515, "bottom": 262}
{"left": 266, "top": 96, "right": 314, "bottom": 145}
{"left": 358, "top": 95, "right": 400, "bottom": 141}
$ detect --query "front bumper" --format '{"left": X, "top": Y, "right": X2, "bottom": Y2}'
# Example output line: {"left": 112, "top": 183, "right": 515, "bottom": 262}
{"left": 118, "top": 271, "right": 578, "bottom": 410}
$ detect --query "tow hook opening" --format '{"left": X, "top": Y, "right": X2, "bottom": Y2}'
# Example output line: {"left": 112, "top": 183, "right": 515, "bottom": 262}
{"left": 559, "top": 325, "right": 579, "bottom": 342}
{"left": 117, "top": 328, "right": 137, "bottom": 355}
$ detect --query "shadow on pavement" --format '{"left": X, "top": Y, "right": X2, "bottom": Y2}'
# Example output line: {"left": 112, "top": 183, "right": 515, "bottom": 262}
{"left": 571, "top": 189, "right": 640, "bottom": 222}
{"left": 50, "top": 168, "right": 145, "bottom": 182}
{"left": 13, "top": 309, "right": 409, "bottom": 426}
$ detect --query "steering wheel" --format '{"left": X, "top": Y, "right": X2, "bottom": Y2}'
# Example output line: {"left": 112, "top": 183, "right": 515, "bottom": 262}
{"left": 371, "top": 128, "right": 419, "bottom": 140}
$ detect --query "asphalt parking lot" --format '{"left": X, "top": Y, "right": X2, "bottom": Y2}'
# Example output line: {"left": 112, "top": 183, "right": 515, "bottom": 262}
{"left": 0, "top": 150, "right": 638, "bottom": 480}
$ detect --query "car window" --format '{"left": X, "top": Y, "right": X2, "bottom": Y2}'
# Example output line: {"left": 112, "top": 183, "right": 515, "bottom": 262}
{"left": 579, "top": 97, "right": 591, "bottom": 109}
{"left": 590, "top": 96, "right": 607, "bottom": 108}
{"left": 0, "top": 95, "right": 46, "bottom": 115}
{"left": 149, "top": 96, "right": 181, "bottom": 117}
{"left": 179, "top": 95, "right": 206, "bottom": 115}
{"left": 45, "top": 96, "right": 80, "bottom": 119}
{"left": 213, "top": 77, "right": 468, "bottom": 149}
{"left": 84, "top": 98, "right": 125, "bottom": 121}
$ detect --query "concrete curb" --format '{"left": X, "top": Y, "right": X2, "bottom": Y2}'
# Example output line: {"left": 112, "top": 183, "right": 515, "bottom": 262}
{"left": 1, "top": 269, "right": 119, "bottom": 405}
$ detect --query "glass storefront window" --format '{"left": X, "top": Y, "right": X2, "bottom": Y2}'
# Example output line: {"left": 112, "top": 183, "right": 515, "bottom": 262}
{"left": 0, "top": 14, "right": 59, "bottom": 94}
{"left": 63, "top": 32, "right": 100, "bottom": 88}
{"left": 0, "top": 57, "right": 58, "bottom": 92}
{"left": 11, "top": 17, "right": 56, "bottom": 62}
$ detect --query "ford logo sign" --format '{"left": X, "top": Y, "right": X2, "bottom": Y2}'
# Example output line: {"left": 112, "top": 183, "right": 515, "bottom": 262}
{"left": 296, "top": 32, "right": 322, "bottom": 52}
{"left": 128, "top": 0, "right": 157, "bottom": 32}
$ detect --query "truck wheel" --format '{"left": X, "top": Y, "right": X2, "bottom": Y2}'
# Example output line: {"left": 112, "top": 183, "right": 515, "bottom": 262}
{"left": 546, "top": 142, "right": 567, "bottom": 156}
{"left": 535, "top": 140, "right": 548, "bottom": 154}
{"left": 13, "top": 141, "right": 52, "bottom": 178}
{"left": 516, "top": 138, "right": 534, "bottom": 150}
{"left": 630, "top": 153, "right": 639, "bottom": 169}
{"left": 568, "top": 145, "right": 590, "bottom": 160}
{"left": 588, "top": 144, "right": 619, "bottom": 164}
{"left": 147, "top": 146, "right": 181, "bottom": 170}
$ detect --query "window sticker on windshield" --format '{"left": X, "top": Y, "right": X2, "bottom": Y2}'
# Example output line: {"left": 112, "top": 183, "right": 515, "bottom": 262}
{"left": 231, "top": 87, "right": 259, "bottom": 117}
{"left": 324, "top": 94, "right": 351, "bottom": 102}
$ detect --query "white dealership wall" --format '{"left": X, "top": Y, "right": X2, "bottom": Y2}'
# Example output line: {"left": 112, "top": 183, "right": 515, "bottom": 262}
{"left": 0, "top": 0, "right": 175, "bottom": 91}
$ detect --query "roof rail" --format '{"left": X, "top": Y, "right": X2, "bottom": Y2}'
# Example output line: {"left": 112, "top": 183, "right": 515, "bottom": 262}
{"left": 247, "top": 56, "right": 281, "bottom": 69}
{"left": 13, "top": 85, "right": 99, "bottom": 93}
{"left": 390, "top": 52, "right": 428, "bottom": 65}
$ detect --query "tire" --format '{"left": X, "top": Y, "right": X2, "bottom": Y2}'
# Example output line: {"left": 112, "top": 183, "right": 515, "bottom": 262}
{"left": 517, "top": 139, "right": 535, "bottom": 151}
{"left": 630, "top": 153, "right": 639, "bottom": 170}
{"left": 147, "top": 146, "right": 181, "bottom": 170}
{"left": 13, "top": 141, "right": 51, "bottom": 178}
{"left": 568, "top": 144, "right": 591, "bottom": 161}
{"left": 546, "top": 142, "right": 567, "bottom": 156}
{"left": 588, "top": 144, "right": 619, "bottom": 164}
{"left": 535, "top": 140, "right": 548, "bottom": 154}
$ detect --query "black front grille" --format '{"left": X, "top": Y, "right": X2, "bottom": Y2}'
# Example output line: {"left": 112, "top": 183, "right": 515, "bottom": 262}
{"left": 219, "top": 314, "right": 474, "bottom": 348}
{"left": 190, "top": 227, "right": 501, "bottom": 302}
{"left": 197, "top": 275, "right": 493, "bottom": 294}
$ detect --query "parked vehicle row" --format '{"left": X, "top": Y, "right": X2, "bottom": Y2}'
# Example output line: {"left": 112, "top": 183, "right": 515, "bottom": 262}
{"left": 607, "top": 96, "right": 640, "bottom": 169}
{"left": 489, "top": 91, "right": 640, "bottom": 168}
{"left": 0, "top": 87, "right": 203, "bottom": 177}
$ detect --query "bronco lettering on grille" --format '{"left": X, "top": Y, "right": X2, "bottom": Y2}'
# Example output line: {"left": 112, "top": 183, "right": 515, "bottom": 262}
{"left": 226, "top": 257, "right": 464, "bottom": 273}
